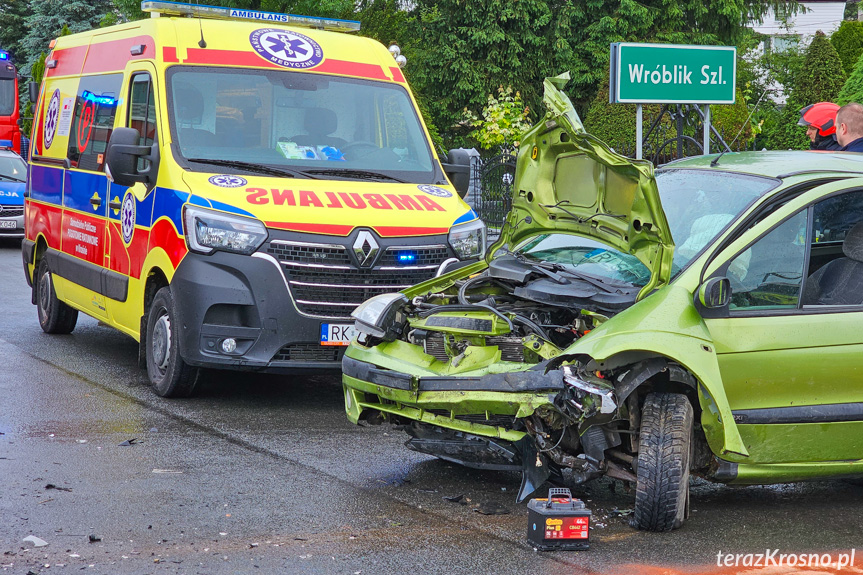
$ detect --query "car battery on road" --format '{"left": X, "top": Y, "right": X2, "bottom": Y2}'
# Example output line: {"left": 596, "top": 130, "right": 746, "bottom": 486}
{"left": 527, "top": 488, "right": 591, "bottom": 550}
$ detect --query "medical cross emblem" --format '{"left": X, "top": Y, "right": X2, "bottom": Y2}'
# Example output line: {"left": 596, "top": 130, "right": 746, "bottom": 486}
{"left": 249, "top": 28, "right": 324, "bottom": 69}
{"left": 121, "top": 192, "right": 136, "bottom": 245}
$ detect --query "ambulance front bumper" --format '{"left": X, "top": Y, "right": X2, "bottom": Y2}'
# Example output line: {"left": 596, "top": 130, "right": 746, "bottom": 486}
{"left": 170, "top": 250, "right": 347, "bottom": 372}
{"left": 169, "top": 229, "right": 460, "bottom": 372}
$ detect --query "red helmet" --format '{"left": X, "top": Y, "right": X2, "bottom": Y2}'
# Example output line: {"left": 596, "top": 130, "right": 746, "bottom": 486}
{"left": 798, "top": 102, "right": 840, "bottom": 136}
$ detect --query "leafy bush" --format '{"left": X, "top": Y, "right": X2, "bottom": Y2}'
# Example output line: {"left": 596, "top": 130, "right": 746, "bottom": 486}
{"left": 838, "top": 50, "right": 863, "bottom": 105}
{"left": 463, "top": 86, "right": 533, "bottom": 150}
{"left": 793, "top": 31, "right": 846, "bottom": 108}
{"left": 831, "top": 20, "right": 863, "bottom": 76}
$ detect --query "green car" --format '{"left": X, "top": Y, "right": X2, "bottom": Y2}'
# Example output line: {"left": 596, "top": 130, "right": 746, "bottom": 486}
{"left": 342, "top": 75, "right": 863, "bottom": 531}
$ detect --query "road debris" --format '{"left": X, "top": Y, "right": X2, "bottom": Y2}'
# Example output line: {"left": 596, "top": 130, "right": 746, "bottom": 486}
{"left": 443, "top": 494, "right": 466, "bottom": 505}
{"left": 22, "top": 536, "right": 48, "bottom": 548}
{"left": 152, "top": 469, "right": 183, "bottom": 474}
{"left": 44, "top": 484, "right": 72, "bottom": 492}
{"left": 118, "top": 438, "right": 138, "bottom": 446}
{"left": 473, "top": 502, "right": 510, "bottom": 515}
{"left": 88, "top": 534, "right": 101, "bottom": 542}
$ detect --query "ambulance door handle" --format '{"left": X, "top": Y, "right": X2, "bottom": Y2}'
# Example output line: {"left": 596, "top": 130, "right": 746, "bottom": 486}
{"left": 90, "top": 197, "right": 102, "bottom": 208}
{"left": 109, "top": 200, "right": 122, "bottom": 211}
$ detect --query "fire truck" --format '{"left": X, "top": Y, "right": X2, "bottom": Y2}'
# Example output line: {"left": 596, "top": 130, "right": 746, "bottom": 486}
{"left": 0, "top": 50, "right": 22, "bottom": 155}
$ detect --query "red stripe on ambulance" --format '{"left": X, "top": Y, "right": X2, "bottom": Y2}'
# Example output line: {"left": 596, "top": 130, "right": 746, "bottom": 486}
{"left": 46, "top": 36, "right": 154, "bottom": 77}
{"left": 27, "top": 202, "right": 63, "bottom": 249}
{"left": 182, "top": 49, "right": 389, "bottom": 81}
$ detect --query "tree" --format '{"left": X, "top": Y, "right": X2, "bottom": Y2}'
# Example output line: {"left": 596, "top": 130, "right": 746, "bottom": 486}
{"left": 763, "top": 31, "right": 845, "bottom": 150}
{"left": 0, "top": 0, "right": 28, "bottom": 63}
{"left": 838, "top": 51, "right": 863, "bottom": 104}
{"left": 21, "top": 0, "right": 114, "bottom": 70}
{"left": 831, "top": 20, "right": 863, "bottom": 76}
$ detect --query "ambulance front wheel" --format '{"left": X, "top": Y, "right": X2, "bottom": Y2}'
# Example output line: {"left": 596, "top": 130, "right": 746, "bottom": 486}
{"left": 146, "top": 287, "right": 200, "bottom": 398}
{"left": 36, "top": 258, "right": 78, "bottom": 335}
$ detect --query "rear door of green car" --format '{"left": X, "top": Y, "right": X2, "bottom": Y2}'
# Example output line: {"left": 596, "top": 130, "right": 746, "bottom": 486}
{"left": 702, "top": 181, "right": 863, "bottom": 464}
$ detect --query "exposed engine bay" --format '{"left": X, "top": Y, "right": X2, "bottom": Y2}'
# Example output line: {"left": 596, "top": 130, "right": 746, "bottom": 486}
{"left": 392, "top": 253, "right": 642, "bottom": 365}
{"left": 351, "top": 253, "right": 705, "bottom": 501}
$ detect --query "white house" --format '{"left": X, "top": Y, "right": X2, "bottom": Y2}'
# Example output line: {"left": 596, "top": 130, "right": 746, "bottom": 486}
{"left": 748, "top": 1, "right": 846, "bottom": 104}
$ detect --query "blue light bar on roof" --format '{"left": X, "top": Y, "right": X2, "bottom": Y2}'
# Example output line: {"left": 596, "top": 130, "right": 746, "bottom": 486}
{"left": 0, "top": 51, "right": 8, "bottom": 61}
{"left": 140, "top": 1, "right": 361, "bottom": 32}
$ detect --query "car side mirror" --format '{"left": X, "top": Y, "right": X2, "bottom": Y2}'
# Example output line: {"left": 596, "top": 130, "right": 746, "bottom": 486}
{"left": 105, "top": 127, "right": 159, "bottom": 190}
{"left": 698, "top": 276, "right": 731, "bottom": 309}
{"left": 441, "top": 147, "right": 472, "bottom": 198}
{"left": 28, "top": 82, "right": 39, "bottom": 104}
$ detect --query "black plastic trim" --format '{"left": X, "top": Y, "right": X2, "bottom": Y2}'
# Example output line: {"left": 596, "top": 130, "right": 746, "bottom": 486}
{"left": 44, "top": 248, "right": 128, "bottom": 302}
{"left": 21, "top": 239, "right": 35, "bottom": 288}
{"left": 342, "top": 356, "right": 413, "bottom": 390}
{"left": 732, "top": 402, "right": 863, "bottom": 425}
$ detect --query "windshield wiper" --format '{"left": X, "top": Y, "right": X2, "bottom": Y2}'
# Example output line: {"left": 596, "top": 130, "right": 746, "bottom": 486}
{"left": 302, "top": 168, "right": 408, "bottom": 183}
{"left": 505, "top": 249, "right": 622, "bottom": 293}
{"left": 0, "top": 175, "right": 25, "bottom": 182}
{"left": 185, "top": 158, "right": 318, "bottom": 179}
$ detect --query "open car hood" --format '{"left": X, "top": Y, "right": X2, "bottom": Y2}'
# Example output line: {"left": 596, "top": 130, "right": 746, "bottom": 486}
{"left": 500, "top": 74, "right": 674, "bottom": 297}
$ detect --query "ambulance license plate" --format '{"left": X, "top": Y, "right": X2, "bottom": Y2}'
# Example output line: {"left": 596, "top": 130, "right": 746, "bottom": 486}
{"left": 0, "top": 220, "right": 15, "bottom": 229}
{"left": 320, "top": 323, "right": 356, "bottom": 346}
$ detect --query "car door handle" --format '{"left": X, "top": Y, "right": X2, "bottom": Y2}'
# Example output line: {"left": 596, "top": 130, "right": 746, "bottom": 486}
{"left": 90, "top": 197, "right": 102, "bottom": 208}
{"left": 109, "top": 200, "right": 122, "bottom": 211}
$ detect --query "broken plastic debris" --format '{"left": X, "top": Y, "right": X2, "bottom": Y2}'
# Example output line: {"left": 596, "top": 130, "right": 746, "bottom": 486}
{"left": 611, "top": 507, "right": 634, "bottom": 517}
{"left": 44, "top": 484, "right": 72, "bottom": 492}
{"left": 88, "top": 534, "right": 101, "bottom": 542}
{"left": 76, "top": 440, "right": 87, "bottom": 444}
{"left": 443, "top": 494, "right": 466, "bottom": 505}
{"left": 152, "top": 469, "right": 183, "bottom": 474}
{"left": 23, "top": 536, "right": 48, "bottom": 547}
{"left": 473, "top": 502, "right": 510, "bottom": 515}
{"left": 118, "top": 438, "right": 138, "bottom": 447}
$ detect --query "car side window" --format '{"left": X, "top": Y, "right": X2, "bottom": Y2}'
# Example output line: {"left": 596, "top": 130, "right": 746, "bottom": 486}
{"left": 67, "top": 73, "right": 123, "bottom": 172}
{"left": 728, "top": 209, "right": 808, "bottom": 311}
{"left": 802, "top": 190, "right": 863, "bottom": 307}
{"left": 128, "top": 73, "right": 157, "bottom": 171}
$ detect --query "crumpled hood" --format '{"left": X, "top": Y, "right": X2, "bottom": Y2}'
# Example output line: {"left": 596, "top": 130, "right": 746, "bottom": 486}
{"left": 501, "top": 73, "right": 674, "bottom": 296}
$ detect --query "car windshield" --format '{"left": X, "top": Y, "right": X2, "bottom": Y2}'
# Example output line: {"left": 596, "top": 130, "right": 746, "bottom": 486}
{"left": 657, "top": 169, "right": 779, "bottom": 275}
{"left": 0, "top": 78, "right": 14, "bottom": 116}
{"left": 0, "top": 155, "right": 26, "bottom": 181}
{"left": 166, "top": 67, "right": 435, "bottom": 182}
{"left": 516, "top": 234, "right": 653, "bottom": 287}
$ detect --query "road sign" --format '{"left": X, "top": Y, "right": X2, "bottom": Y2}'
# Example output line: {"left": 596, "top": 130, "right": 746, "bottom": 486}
{"left": 610, "top": 43, "right": 736, "bottom": 104}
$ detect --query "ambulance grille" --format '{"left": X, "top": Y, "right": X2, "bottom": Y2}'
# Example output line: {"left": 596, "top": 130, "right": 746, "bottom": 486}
{"left": 264, "top": 240, "right": 451, "bottom": 319}
{"left": 271, "top": 343, "right": 345, "bottom": 363}
{"left": 0, "top": 205, "right": 23, "bottom": 217}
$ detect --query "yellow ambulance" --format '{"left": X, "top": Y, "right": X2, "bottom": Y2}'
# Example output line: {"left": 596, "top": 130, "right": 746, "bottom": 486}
{"left": 22, "top": 1, "right": 482, "bottom": 397}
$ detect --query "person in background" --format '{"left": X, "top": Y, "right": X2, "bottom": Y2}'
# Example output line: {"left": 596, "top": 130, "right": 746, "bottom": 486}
{"left": 798, "top": 102, "right": 841, "bottom": 150}
{"left": 835, "top": 102, "right": 863, "bottom": 153}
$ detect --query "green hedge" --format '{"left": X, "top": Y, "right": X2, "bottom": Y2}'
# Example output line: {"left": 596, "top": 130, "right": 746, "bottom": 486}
{"left": 831, "top": 21, "right": 863, "bottom": 76}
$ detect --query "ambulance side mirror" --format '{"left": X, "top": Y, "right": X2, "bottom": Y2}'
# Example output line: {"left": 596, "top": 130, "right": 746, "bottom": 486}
{"left": 442, "top": 148, "right": 472, "bottom": 199}
{"left": 28, "top": 82, "right": 39, "bottom": 104}
{"left": 105, "top": 127, "right": 159, "bottom": 190}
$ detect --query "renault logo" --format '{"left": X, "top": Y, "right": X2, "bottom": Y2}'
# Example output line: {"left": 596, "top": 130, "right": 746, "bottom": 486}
{"left": 353, "top": 230, "right": 379, "bottom": 267}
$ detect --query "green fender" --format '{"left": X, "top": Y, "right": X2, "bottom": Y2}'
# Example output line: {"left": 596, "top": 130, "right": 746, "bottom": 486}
{"left": 563, "top": 284, "right": 749, "bottom": 458}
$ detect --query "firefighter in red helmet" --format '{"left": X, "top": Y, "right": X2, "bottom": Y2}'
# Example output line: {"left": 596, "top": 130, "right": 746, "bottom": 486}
{"left": 798, "top": 102, "right": 841, "bottom": 150}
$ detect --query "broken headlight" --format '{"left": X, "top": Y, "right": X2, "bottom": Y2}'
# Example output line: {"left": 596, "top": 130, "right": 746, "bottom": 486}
{"left": 562, "top": 366, "right": 617, "bottom": 416}
{"left": 351, "top": 292, "right": 409, "bottom": 341}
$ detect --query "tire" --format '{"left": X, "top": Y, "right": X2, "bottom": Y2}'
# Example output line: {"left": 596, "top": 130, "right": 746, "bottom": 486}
{"left": 633, "top": 392, "right": 693, "bottom": 532}
{"left": 145, "top": 287, "right": 199, "bottom": 398}
{"left": 35, "top": 258, "right": 78, "bottom": 334}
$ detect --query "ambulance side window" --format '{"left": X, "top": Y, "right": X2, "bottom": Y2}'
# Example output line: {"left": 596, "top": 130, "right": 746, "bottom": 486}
{"left": 128, "top": 73, "right": 157, "bottom": 171}
{"left": 67, "top": 73, "right": 122, "bottom": 172}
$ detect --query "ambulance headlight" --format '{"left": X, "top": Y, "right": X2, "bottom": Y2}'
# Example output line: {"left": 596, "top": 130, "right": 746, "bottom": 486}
{"left": 448, "top": 219, "right": 486, "bottom": 260}
{"left": 183, "top": 205, "right": 268, "bottom": 255}
{"left": 351, "top": 292, "right": 408, "bottom": 340}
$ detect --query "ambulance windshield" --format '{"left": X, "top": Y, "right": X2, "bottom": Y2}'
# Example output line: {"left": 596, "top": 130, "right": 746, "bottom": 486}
{"left": 167, "top": 67, "right": 436, "bottom": 182}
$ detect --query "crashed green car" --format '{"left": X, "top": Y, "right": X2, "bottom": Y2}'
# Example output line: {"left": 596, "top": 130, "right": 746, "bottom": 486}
{"left": 342, "top": 75, "right": 863, "bottom": 531}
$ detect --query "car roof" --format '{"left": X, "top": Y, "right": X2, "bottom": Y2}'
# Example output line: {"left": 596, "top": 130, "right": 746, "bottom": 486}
{"left": 659, "top": 150, "right": 863, "bottom": 179}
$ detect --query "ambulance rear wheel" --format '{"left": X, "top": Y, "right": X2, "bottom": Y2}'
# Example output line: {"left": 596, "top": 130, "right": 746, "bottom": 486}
{"left": 633, "top": 392, "right": 693, "bottom": 532}
{"left": 36, "top": 258, "right": 78, "bottom": 335}
{"left": 146, "top": 287, "right": 199, "bottom": 398}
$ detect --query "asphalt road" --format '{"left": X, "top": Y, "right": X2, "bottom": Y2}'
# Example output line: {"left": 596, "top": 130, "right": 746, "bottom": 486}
{"left": 1, "top": 238, "right": 862, "bottom": 575}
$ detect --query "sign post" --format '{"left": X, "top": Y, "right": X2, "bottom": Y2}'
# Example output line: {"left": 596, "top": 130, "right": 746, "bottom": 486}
{"left": 609, "top": 43, "right": 736, "bottom": 159}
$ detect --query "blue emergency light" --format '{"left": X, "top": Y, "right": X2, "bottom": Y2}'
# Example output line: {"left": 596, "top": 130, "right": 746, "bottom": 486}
{"left": 0, "top": 140, "right": 13, "bottom": 149}
{"left": 396, "top": 251, "right": 417, "bottom": 264}
{"left": 140, "top": 1, "right": 361, "bottom": 32}
{"left": 0, "top": 51, "right": 8, "bottom": 61}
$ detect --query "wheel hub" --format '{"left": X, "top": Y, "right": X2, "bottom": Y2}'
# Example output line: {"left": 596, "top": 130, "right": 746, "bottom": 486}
{"left": 151, "top": 312, "right": 172, "bottom": 371}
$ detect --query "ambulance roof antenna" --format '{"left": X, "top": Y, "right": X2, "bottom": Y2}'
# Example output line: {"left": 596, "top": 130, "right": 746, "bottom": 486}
{"left": 195, "top": 0, "right": 207, "bottom": 48}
